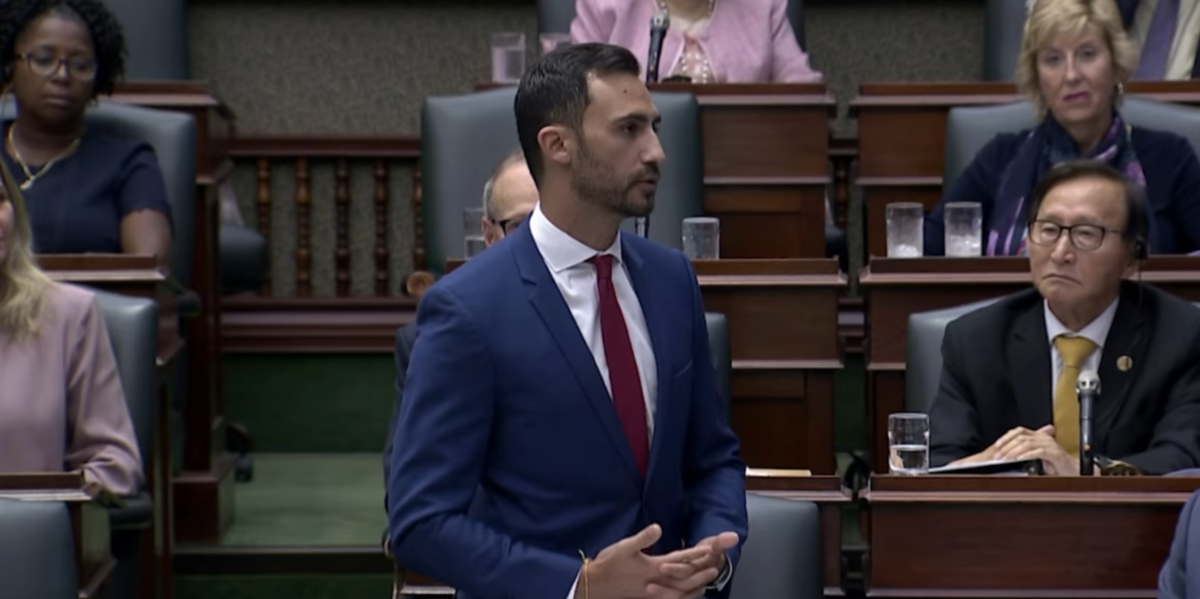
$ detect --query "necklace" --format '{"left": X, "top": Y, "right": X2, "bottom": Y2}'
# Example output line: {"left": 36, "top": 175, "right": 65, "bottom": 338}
{"left": 657, "top": 0, "right": 716, "bottom": 83}
{"left": 5, "top": 125, "right": 82, "bottom": 191}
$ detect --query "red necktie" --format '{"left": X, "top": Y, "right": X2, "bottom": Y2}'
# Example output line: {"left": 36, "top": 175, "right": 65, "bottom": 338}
{"left": 589, "top": 254, "right": 649, "bottom": 476}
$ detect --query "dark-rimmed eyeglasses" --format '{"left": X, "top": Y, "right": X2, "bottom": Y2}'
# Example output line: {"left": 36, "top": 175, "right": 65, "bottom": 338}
{"left": 1027, "top": 219, "right": 1122, "bottom": 252}
{"left": 489, "top": 214, "right": 528, "bottom": 235}
{"left": 14, "top": 51, "right": 97, "bottom": 81}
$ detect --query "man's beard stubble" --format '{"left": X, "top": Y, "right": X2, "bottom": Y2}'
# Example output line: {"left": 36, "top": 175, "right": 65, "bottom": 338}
{"left": 571, "top": 142, "right": 657, "bottom": 218}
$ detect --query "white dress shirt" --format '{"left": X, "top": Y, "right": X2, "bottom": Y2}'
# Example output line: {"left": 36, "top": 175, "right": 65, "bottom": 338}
{"left": 1130, "top": 0, "right": 1200, "bottom": 81}
{"left": 529, "top": 204, "right": 731, "bottom": 597}
{"left": 1043, "top": 299, "right": 1119, "bottom": 405}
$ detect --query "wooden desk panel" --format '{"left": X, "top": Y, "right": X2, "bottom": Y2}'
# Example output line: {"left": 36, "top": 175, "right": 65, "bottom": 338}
{"left": 851, "top": 81, "right": 1200, "bottom": 258}
{"left": 395, "top": 474, "right": 850, "bottom": 598}
{"left": 863, "top": 476, "right": 1200, "bottom": 598}
{"left": 859, "top": 257, "right": 1200, "bottom": 472}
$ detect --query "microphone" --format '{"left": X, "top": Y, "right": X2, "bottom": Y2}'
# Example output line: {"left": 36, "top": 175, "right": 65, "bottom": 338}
{"left": 646, "top": 8, "right": 670, "bottom": 85}
{"left": 1076, "top": 370, "right": 1100, "bottom": 476}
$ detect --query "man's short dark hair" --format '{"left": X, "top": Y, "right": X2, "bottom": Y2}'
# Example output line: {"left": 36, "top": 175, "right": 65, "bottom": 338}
{"left": 1027, "top": 159, "right": 1149, "bottom": 245}
{"left": 513, "top": 42, "right": 641, "bottom": 188}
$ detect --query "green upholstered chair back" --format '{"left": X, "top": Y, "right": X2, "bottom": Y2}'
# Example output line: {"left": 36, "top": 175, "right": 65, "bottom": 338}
{"left": 905, "top": 298, "right": 1002, "bottom": 414}
{"left": 0, "top": 498, "right": 78, "bottom": 599}
{"left": 732, "top": 494, "right": 823, "bottom": 599}
{"left": 420, "top": 87, "right": 702, "bottom": 276}
{"left": 101, "top": 0, "right": 189, "bottom": 79}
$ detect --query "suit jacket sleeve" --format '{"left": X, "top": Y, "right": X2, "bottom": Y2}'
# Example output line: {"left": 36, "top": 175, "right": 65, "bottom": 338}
{"left": 680, "top": 254, "right": 748, "bottom": 593}
{"left": 927, "top": 320, "right": 986, "bottom": 467}
{"left": 387, "top": 284, "right": 579, "bottom": 599}
{"left": 1158, "top": 490, "right": 1200, "bottom": 599}
{"left": 1118, "top": 360, "right": 1200, "bottom": 475}
{"left": 570, "top": 0, "right": 615, "bottom": 43}
{"left": 767, "top": 0, "right": 821, "bottom": 83}
{"left": 383, "top": 324, "right": 416, "bottom": 478}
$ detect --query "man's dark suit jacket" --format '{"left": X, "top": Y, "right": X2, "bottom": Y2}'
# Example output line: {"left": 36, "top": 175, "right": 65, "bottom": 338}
{"left": 928, "top": 281, "right": 1200, "bottom": 475}
{"left": 383, "top": 322, "right": 417, "bottom": 479}
{"left": 1117, "top": 0, "right": 1200, "bottom": 78}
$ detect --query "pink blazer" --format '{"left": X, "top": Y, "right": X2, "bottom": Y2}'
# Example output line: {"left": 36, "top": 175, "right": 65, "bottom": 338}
{"left": 570, "top": 0, "right": 822, "bottom": 84}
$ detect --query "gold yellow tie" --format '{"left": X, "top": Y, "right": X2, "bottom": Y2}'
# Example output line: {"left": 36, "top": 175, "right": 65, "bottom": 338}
{"left": 1053, "top": 335, "right": 1098, "bottom": 458}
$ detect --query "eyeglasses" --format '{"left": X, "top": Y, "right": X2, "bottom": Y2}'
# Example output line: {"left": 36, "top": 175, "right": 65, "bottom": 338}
{"left": 489, "top": 213, "right": 529, "bottom": 235}
{"left": 14, "top": 51, "right": 97, "bottom": 81}
{"left": 1027, "top": 220, "right": 1122, "bottom": 252}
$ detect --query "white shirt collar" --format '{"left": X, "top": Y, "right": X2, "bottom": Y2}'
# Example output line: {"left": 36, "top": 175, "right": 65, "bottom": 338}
{"left": 1043, "top": 298, "right": 1120, "bottom": 350}
{"left": 528, "top": 202, "right": 623, "bottom": 272}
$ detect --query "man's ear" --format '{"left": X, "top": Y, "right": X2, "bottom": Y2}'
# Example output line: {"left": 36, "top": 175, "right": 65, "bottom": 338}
{"left": 537, "top": 125, "right": 574, "bottom": 171}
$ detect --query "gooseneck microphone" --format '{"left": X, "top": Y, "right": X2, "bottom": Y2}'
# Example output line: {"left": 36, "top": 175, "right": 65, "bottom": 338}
{"left": 636, "top": 8, "right": 669, "bottom": 239}
{"left": 1076, "top": 370, "right": 1101, "bottom": 476}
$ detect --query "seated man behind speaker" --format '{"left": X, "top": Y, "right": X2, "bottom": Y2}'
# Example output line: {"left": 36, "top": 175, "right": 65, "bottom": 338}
{"left": 928, "top": 160, "right": 1200, "bottom": 476}
{"left": 382, "top": 148, "right": 538, "bottom": 479}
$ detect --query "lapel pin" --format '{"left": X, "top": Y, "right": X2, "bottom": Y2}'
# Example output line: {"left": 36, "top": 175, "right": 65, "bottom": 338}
{"left": 1117, "top": 355, "right": 1133, "bottom": 372}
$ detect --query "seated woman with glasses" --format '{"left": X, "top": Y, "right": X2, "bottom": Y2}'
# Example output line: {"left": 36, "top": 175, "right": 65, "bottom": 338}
{"left": 0, "top": 160, "right": 143, "bottom": 496}
{"left": 570, "top": 0, "right": 821, "bottom": 83}
{"left": 923, "top": 0, "right": 1200, "bottom": 256}
{"left": 0, "top": 0, "right": 172, "bottom": 268}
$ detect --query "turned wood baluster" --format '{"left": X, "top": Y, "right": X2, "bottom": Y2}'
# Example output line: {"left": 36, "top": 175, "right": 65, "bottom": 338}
{"left": 335, "top": 159, "right": 351, "bottom": 297}
{"left": 295, "top": 157, "right": 312, "bottom": 297}
{"left": 412, "top": 162, "right": 426, "bottom": 272}
{"left": 832, "top": 154, "right": 850, "bottom": 229}
{"left": 254, "top": 158, "right": 273, "bottom": 296}
{"left": 374, "top": 160, "right": 390, "bottom": 296}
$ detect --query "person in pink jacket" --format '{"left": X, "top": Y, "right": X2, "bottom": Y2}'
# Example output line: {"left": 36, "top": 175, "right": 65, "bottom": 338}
{"left": 570, "top": 0, "right": 822, "bottom": 84}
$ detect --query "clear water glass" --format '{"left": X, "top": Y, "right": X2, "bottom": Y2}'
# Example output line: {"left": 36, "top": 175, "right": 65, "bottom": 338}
{"left": 944, "top": 201, "right": 983, "bottom": 257}
{"left": 490, "top": 32, "right": 526, "bottom": 83}
{"left": 888, "top": 413, "right": 930, "bottom": 475}
{"left": 463, "top": 207, "right": 486, "bottom": 258}
{"left": 886, "top": 202, "right": 924, "bottom": 258}
{"left": 682, "top": 217, "right": 720, "bottom": 260}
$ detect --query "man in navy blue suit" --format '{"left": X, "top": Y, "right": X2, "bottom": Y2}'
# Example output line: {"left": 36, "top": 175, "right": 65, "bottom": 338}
{"left": 386, "top": 42, "right": 748, "bottom": 599}
{"left": 1115, "top": 0, "right": 1199, "bottom": 80}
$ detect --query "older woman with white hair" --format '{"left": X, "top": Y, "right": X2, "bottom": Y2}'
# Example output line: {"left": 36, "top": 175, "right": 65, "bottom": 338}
{"left": 0, "top": 157, "right": 142, "bottom": 497}
{"left": 925, "top": 0, "right": 1200, "bottom": 256}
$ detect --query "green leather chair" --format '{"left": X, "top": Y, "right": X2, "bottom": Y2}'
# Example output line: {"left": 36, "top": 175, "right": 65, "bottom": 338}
{"left": 0, "top": 498, "right": 78, "bottom": 599}
{"left": 89, "top": 287, "right": 160, "bottom": 599}
{"left": 420, "top": 87, "right": 703, "bottom": 277}
{"left": 945, "top": 97, "right": 1200, "bottom": 191}
{"left": 537, "top": 0, "right": 809, "bottom": 50}
{"left": 904, "top": 298, "right": 1003, "bottom": 414}
{"left": 705, "top": 312, "right": 731, "bottom": 420}
{"left": 983, "top": 0, "right": 1026, "bottom": 81}
{"left": 732, "top": 494, "right": 823, "bottom": 599}
{"left": 97, "top": 0, "right": 188, "bottom": 80}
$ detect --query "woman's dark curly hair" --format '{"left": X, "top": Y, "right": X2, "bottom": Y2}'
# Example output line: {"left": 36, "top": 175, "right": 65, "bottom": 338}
{"left": 0, "top": 0, "right": 127, "bottom": 96}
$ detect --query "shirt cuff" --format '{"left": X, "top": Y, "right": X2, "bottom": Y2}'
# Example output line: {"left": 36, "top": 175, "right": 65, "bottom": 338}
{"left": 565, "top": 568, "right": 580, "bottom": 599}
{"left": 709, "top": 551, "right": 734, "bottom": 591}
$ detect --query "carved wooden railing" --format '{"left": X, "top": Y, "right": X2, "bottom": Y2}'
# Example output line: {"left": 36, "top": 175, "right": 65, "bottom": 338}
{"left": 226, "top": 136, "right": 426, "bottom": 297}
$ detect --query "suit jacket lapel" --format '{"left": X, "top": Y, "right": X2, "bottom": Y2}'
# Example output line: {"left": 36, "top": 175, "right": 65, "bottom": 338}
{"left": 513, "top": 226, "right": 641, "bottom": 483}
{"left": 1008, "top": 303, "right": 1054, "bottom": 428}
{"left": 1095, "top": 285, "right": 1149, "bottom": 444}
{"left": 621, "top": 240, "right": 673, "bottom": 484}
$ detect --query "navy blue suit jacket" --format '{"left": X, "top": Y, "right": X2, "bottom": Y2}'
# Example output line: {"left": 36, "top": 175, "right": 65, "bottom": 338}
{"left": 386, "top": 223, "right": 748, "bottom": 599}
{"left": 1160, "top": 483, "right": 1200, "bottom": 599}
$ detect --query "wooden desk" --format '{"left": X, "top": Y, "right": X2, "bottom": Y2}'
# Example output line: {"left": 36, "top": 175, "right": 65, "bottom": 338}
{"left": 112, "top": 80, "right": 237, "bottom": 546}
{"left": 0, "top": 473, "right": 113, "bottom": 599}
{"left": 36, "top": 254, "right": 180, "bottom": 599}
{"left": 859, "top": 256, "right": 1200, "bottom": 472}
{"left": 850, "top": 81, "right": 1200, "bottom": 258}
{"left": 475, "top": 83, "right": 836, "bottom": 258}
{"left": 863, "top": 475, "right": 1200, "bottom": 598}
{"left": 446, "top": 257, "right": 846, "bottom": 472}
{"left": 394, "top": 473, "right": 850, "bottom": 598}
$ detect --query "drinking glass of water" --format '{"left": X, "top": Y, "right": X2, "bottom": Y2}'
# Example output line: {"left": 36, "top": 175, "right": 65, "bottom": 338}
{"left": 888, "top": 413, "right": 930, "bottom": 475}
{"left": 539, "top": 33, "right": 572, "bottom": 56}
{"left": 682, "top": 217, "right": 720, "bottom": 260}
{"left": 463, "top": 207, "right": 487, "bottom": 258}
{"left": 944, "top": 201, "right": 983, "bottom": 257}
{"left": 886, "top": 202, "right": 924, "bottom": 258}
{"left": 490, "top": 32, "right": 526, "bottom": 83}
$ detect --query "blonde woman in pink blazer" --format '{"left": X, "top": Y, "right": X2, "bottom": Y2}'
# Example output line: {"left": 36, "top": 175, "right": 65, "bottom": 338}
{"left": 570, "top": 0, "right": 822, "bottom": 83}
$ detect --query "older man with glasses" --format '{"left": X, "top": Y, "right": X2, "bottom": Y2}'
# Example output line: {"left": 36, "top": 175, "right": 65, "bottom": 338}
{"left": 927, "top": 159, "right": 1200, "bottom": 476}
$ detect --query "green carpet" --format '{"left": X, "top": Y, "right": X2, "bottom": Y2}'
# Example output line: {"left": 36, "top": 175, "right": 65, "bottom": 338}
{"left": 175, "top": 575, "right": 392, "bottom": 599}
{"left": 224, "top": 453, "right": 386, "bottom": 546}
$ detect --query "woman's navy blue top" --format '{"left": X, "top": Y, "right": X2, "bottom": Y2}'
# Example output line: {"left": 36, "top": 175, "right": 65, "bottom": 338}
{"left": 1, "top": 122, "right": 172, "bottom": 254}
{"left": 925, "top": 127, "right": 1200, "bottom": 256}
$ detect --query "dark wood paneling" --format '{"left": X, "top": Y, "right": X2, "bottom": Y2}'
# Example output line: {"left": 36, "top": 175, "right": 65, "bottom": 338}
{"left": 864, "top": 476, "right": 1200, "bottom": 598}
{"left": 704, "top": 181, "right": 828, "bottom": 258}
